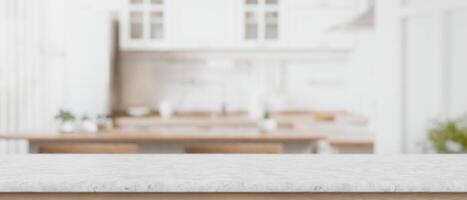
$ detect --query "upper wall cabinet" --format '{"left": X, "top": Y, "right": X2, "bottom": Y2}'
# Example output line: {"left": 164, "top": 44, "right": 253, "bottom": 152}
{"left": 242, "top": 0, "right": 280, "bottom": 42}
{"left": 121, "top": 0, "right": 237, "bottom": 50}
{"left": 120, "top": 0, "right": 363, "bottom": 51}
{"left": 120, "top": 0, "right": 166, "bottom": 49}
{"left": 167, "top": 0, "right": 237, "bottom": 49}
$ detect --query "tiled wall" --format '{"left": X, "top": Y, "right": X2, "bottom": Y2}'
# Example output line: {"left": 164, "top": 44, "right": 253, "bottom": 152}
{"left": 116, "top": 50, "right": 358, "bottom": 113}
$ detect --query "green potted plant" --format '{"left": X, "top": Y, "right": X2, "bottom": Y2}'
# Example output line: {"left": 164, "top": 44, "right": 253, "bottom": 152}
{"left": 55, "top": 109, "right": 76, "bottom": 133}
{"left": 428, "top": 117, "right": 467, "bottom": 153}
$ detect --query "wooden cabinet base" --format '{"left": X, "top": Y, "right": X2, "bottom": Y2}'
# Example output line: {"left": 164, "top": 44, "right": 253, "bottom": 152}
{"left": 1, "top": 193, "right": 466, "bottom": 200}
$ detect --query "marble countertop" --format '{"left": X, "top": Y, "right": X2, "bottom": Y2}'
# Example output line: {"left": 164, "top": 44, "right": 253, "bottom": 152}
{"left": 0, "top": 155, "right": 466, "bottom": 192}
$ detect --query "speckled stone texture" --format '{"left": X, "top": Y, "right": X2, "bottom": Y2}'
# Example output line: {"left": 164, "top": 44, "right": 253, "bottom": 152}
{"left": 0, "top": 155, "right": 466, "bottom": 192}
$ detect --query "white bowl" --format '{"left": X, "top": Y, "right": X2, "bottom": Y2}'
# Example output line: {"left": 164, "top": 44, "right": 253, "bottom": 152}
{"left": 127, "top": 107, "right": 151, "bottom": 117}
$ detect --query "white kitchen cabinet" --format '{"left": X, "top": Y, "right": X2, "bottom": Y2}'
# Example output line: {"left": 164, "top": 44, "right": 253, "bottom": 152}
{"left": 120, "top": 0, "right": 362, "bottom": 51}
{"left": 240, "top": 0, "right": 280, "bottom": 44}
{"left": 237, "top": 0, "right": 361, "bottom": 49}
{"left": 120, "top": 0, "right": 169, "bottom": 50}
{"left": 120, "top": 0, "right": 237, "bottom": 50}
{"left": 167, "top": 0, "right": 237, "bottom": 49}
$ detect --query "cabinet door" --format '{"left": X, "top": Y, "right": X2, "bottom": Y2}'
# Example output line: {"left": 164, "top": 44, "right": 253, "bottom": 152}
{"left": 120, "top": 0, "right": 360, "bottom": 50}
{"left": 280, "top": 0, "right": 357, "bottom": 49}
{"left": 120, "top": 0, "right": 167, "bottom": 50}
{"left": 167, "top": 0, "right": 236, "bottom": 49}
{"left": 237, "top": 0, "right": 281, "bottom": 47}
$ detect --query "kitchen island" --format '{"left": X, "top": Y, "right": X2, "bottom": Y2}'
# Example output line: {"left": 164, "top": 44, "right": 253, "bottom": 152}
{"left": 0, "top": 155, "right": 466, "bottom": 199}
{"left": 0, "top": 130, "right": 325, "bottom": 153}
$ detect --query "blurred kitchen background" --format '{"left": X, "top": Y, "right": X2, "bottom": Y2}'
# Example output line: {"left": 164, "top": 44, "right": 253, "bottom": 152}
{"left": 0, "top": 0, "right": 466, "bottom": 154}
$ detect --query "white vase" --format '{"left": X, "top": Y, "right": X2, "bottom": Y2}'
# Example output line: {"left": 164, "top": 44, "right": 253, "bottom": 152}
{"left": 81, "top": 120, "right": 98, "bottom": 133}
{"left": 59, "top": 121, "right": 75, "bottom": 133}
{"left": 159, "top": 101, "right": 173, "bottom": 119}
{"left": 260, "top": 119, "right": 278, "bottom": 132}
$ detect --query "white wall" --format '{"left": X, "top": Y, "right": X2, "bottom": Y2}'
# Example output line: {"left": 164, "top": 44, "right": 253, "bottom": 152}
{"left": 0, "top": 0, "right": 58, "bottom": 153}
{"left": 117, "top": 41, "right": 377, "bottom": 117}
{"left": 0, "top": 0, "right": 122, "bottom": 153}
{"left": 0, "top": 0, "right": 377, "bottom": 150}
{"left": 375, "top": 0, "right": 467, "bottom": 154}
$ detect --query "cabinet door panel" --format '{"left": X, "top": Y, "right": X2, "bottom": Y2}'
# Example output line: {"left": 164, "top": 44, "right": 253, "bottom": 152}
{"left": 167, "top": 0, "right": 236, "bottom": 48}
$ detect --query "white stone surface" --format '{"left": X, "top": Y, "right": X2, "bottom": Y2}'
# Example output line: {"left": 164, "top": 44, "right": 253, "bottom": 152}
{"left": 0, "top": 155, "right": 466, "bottom": 192}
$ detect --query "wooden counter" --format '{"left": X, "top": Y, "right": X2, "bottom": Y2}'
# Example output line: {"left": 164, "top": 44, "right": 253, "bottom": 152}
{"left": 0, "top": 130, "right": 325, "bottom": 154}
{"left": 0, "top": 130, "right": 324, "bottom": 142}
{"left": 327, "top": 134, "right": 374, "bottom": 153}
{"left": 114, "top": 116, "right": 259, "bottom": 127}
{"left": 112, "top": 111, "right": 356, "bottom": 128}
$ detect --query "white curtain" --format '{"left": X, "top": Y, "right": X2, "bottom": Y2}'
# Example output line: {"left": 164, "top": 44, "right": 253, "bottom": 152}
{"left": 0, "top": 0, "right": 66, "bottom": 154}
